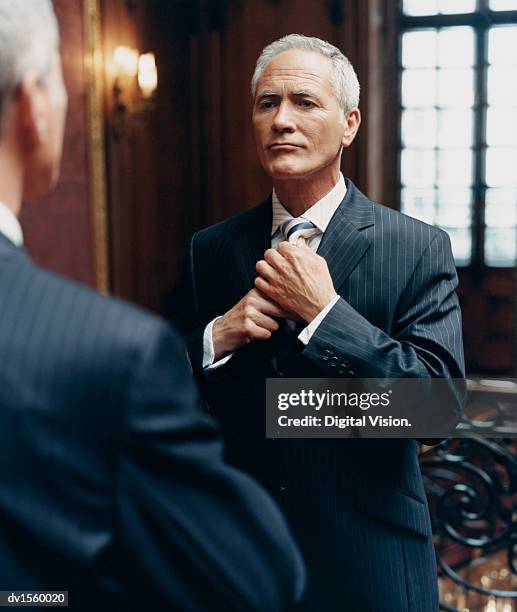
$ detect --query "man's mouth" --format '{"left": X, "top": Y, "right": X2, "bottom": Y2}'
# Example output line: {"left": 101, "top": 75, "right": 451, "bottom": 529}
{"left": 268, "top": 143, "right": 302, "bottom": 150}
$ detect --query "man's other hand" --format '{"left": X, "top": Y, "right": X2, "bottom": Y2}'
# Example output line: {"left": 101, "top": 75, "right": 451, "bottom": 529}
{"left": 255, "top": 239, "right": 338, "bottom": 323}
{"left": 212, "top": 288, "right": 292, "bottom": 360}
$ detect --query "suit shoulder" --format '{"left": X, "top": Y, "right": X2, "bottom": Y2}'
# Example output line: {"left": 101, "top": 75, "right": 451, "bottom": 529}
{"left": 19, "top": 260, "right": 174, "bottom": 355}
{"left": 371, "top": 201, "right": 450, "bottom": 246}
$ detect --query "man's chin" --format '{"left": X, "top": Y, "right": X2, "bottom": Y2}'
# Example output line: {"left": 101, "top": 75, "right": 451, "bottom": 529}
{"left": 266, "top": 163, "right": 307, "bottom": 181}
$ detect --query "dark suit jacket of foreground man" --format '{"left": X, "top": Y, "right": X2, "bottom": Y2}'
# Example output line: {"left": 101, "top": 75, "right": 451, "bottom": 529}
{"left": 171, "top": 179, "right": 465, "bottom": 612}
{"left": 0, "top": 232, "right": 306, "bottom": 611}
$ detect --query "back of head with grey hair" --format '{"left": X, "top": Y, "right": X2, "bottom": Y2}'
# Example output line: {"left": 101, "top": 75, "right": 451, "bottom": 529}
{"left": 0, "top": 0, "right": 59, "bottom": 129}
{"left": 251, "top": 34, "right": 360, "bottom": 112}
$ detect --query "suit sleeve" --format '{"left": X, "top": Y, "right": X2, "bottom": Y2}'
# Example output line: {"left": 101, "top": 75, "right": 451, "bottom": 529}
{"left": 303, "top": 229, "right": 465, "bottom": 379}
{"left": 115, "top": 319, "right": 306, "bottom": 611}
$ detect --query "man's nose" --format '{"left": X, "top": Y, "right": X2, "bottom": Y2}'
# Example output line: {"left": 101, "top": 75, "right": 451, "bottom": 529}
{"left": 272, "top": 101, "right": 296, "bottom": 132}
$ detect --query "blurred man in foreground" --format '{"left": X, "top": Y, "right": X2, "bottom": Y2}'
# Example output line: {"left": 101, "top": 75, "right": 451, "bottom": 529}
{"left": 0, "top": 2, "right": 305, "bottom": 610}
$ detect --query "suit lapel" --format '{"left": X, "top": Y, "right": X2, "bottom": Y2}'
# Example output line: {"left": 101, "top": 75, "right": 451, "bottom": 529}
{"left": 230, "top": 181, "right": 375, "bottom": 298}
{"left": 317, "top": 179, "right": 374, "bottom": 292}
{"left": 232, "top": 196, "right": 272, "bottom": 295}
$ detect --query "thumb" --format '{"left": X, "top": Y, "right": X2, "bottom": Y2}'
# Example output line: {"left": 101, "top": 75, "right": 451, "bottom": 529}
{"left": 296, "top": 235, "right": 308, "bottom": 247}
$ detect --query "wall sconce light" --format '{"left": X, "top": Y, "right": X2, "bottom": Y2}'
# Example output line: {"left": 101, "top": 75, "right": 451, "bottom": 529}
{"left": 138, "top": 53, "right": 158, "bottom": 99}
{"left": 112, "top": 46, "right": 158, "bottom": 140}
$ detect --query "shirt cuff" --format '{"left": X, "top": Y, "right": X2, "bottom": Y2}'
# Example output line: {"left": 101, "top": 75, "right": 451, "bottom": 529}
{"left": 203, "top": 316, "right": 234, "bottom": 370}
{"left": 297, "top": 295, "right": 340, "bottom": 346}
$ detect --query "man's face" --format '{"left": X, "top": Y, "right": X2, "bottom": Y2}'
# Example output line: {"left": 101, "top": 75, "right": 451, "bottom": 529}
{"left": 23, "top": 52, "right": 68, "bottom": 199}
{"left": 252, "top": 49, "right": 352, "bottom": 181}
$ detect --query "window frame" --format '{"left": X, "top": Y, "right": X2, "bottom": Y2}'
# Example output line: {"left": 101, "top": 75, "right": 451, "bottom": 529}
{"left": 398, "top": 0, "right": 517, "bottom": 271}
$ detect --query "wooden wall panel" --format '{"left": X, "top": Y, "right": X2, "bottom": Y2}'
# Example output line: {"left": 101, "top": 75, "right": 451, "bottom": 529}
{"left": 21, "top": 0, "right": 95, "bottom": 286}
{"left": 102, "top": 0, "right": 198, "bottom": 310}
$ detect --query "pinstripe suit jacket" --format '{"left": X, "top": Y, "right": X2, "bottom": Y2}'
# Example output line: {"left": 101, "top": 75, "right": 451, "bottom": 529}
{"left": 171, "top": 179, "right": 465, "bottom": 611}
{"left": 0, "top": 232, "right": 306, "bottom": 611}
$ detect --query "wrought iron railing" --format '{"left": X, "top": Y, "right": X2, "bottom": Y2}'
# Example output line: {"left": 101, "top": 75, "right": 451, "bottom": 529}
{"left": 421, "top": 434, "right": 517, "bottom": 611}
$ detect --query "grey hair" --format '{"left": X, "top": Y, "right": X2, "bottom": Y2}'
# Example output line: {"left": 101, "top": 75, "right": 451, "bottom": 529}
{"left": 0, "top": 0, "right": 59, "bottom": 127}
{"left": 251, "top": 34, "right": 360, "bottom": 112}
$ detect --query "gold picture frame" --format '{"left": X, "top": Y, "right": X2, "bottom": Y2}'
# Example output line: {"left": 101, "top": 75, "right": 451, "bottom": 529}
{"left": 84, "top": 0, "right": 109, "bottom": 293}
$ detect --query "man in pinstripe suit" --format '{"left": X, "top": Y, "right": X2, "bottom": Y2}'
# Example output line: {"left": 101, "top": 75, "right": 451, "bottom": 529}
{"left": 171, "top": 34, "right": 464, "bottom": 611}
{"left": 0, "top": 3, "right": 307, "bottom": 610}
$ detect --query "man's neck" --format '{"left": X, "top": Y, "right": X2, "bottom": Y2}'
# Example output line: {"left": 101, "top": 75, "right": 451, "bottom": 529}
{"left": 273, "top": 165, "right": 341, "bottom": 217}
{"left": 0, "top": 149, "right": 23, "bottom": 218}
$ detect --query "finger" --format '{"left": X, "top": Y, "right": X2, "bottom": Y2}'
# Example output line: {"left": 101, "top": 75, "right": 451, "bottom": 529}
{"left": 255, "top": 259, "right": 276, "bottom": 281}
{"left": 264, "top": 248, "right": 286, "bottom": 270}
{"left": 244, "top": 319, "right": 272, "bottom": 341}
{"left": 252, "top": 288, "right": 292, "bottom": 318}
{"left": 251, "top": 311, "right": 280, "bottom": 333}
{"left": 255, "top": 276, "right": 278, "bottom": 303}
{"left": 296, "top": 236, "right": 307, "bottom": 247}
{"left": 277, "top": 240, "right": 296, "bottom": 256}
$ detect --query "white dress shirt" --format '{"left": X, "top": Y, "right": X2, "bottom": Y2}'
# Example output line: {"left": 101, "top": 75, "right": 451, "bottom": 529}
{"left": 203, "top": 173, "right": 347, "bottom": 370}
{"left": 0, "top": 200, "right": 23, "bottom": 247}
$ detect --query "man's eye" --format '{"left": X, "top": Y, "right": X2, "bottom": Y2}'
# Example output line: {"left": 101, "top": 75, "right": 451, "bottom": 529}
{"left": 259, "top": 100, "right": 275, "bottom": 109}
{"left": 299, "top": 99, "right": 315, "bottom": 108}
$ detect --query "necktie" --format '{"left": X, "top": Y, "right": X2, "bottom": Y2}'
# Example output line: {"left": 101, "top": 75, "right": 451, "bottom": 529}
{"left": 280, "top": 217, "right": 320, "bottom": 244}
{"left": 273, "top": 218, "right": 320, "bottom": 370}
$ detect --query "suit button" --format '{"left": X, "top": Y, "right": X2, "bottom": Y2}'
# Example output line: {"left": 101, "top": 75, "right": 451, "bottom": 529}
{"left": 329, "top": 356, "right": 339, "bottom": 367}
{"left": 321, "top": 348, "right": 333, "bottom": 361}
{"left": 280, "top": 485, "right": 287, "bottom": 494}
{"left": 336, "top": 366, "right": 345, "bottom": 375}
{"left": 347, "top": 368, "right": 357, "bottom": 375}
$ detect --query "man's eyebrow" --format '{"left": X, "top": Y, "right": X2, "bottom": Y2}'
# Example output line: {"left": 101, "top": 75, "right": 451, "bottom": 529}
{"left": 256, "top": 89, "right": 322, "bottom": 100}
{"left": 291, "top": 90, "right": 321, "bottom": 99}
{"left": 256, "top": 90, "right": 279, "bottom": 99}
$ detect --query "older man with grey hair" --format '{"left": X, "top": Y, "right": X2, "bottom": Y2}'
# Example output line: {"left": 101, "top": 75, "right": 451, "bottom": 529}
{"left": 0, "top": 3, "right": 307, "bottom": 610}
{"left": 171, "top": 33, "right": 464, "bottom": 610}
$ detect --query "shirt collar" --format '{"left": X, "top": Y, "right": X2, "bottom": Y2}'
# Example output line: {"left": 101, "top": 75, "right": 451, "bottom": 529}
{"left": 0, "top": 200, "right": 23, "bottom": 247}
{"left": 271, "top": 172, "right": 347, "bottom": 236}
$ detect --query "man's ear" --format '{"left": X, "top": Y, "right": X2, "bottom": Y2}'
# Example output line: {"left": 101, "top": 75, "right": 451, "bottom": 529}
{"left": 341, "top": 108, "right": 361, "bottom": 149}
{"left": 16, "top": 72, "right": 48, "bottom": 151}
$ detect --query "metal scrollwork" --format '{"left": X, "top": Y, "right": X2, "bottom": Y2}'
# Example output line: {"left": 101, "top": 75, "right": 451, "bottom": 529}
{"left": 420, "top": 435, "right": 517, "bottom": 609}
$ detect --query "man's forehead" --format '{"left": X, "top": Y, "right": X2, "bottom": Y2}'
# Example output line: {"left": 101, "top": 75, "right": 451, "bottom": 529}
{"left": 256, "top": 51, "right": 333, "bottom": 93}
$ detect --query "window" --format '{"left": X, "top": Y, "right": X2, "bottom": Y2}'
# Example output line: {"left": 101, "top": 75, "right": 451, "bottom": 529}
{"left": 399, "top": 2, "right": 517, "bottom": 267}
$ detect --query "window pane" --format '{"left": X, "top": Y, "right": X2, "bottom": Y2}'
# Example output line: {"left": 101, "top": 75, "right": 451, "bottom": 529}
{"left": 438, "top": 110, "right": 473, "bottom": 147}
{"left": 486, "top": 107, "right": 517, "bottom": 146}
{"left": 487, "top": 67, "right": 517, "bottom": 106}
{"left": 402, "top": 31, "right": 437, "bottom": 68}
{"left": 490, "top": 0, "right": 517, "bottom": 9}
{"left": 485, "top": 188, "right": 517, "bottom": 227}
{"left": 402, "top": 109, "right": 437, "bottom": 147}
{"left": 438, "top": 149, "right": 473, "bottom": 186}
{"left": 438, "top": 27, "right": 474, "bottom": 67}
{"left": 488, "top": 26, "right": 517, "bottom": 65}
{"left": 485, "top": 228, "right": 516, "bottom": 266}
{"left": 403, "top": 0, "right": 438, "bottom": 16}
{"left": 437, "top": 69, "right": 474, "bottom": 107}
{"left": 438, "top": 0, "right": 476, "bottom": 13}
{"left": 486, "top": 148, "right": 517, "bottom": 186}
{"left": 401, "top": 188, "right": 436, "bottom": 224}
{"left": 401, "top": 149, "right": 436, "bottom": 187}
{"left": 402, "top": 69, "right": 437, "bottom": 107}
{"left": 436, "top": 189, "right": 472, "bottom": 228}
{"left": 447, "top": 228, "right": 472, "bottom": 266}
